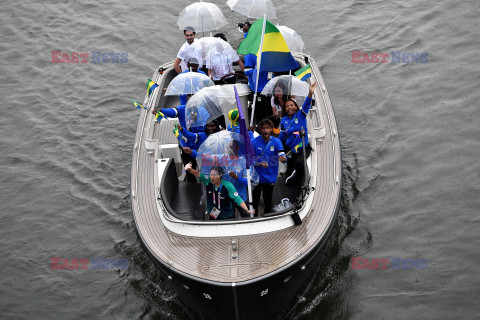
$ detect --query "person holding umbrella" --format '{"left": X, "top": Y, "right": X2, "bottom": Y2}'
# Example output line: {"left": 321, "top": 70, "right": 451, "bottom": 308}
{"left": 184, "top": 163, "right": 254, "bottom": 219}
{"left": 175, "top": 120, "right": 220, "bottom": 182}
{"left": 279, "top": 82, "right": 317, "bottom": 184}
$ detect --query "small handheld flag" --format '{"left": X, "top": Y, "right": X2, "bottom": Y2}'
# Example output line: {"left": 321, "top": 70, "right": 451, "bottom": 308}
{"left": 172, "top": 124, "right": 179, "bottom": 137}
{"left": 286, "top": 142, "right": 303, "bottom": 156}
{"left": 147, "top": 79, "right": 159, "bottom": 98}
{"left": 294, "top": 64, "right": 312, "bottom": 81}
{"left": 155, "top": 110, "right": 164, "bottom": 122}
{"left": 131, "top": 100, "right": 146, "bottom": 110}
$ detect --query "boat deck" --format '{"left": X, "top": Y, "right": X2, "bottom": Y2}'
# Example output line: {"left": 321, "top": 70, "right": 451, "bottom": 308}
{"left": 131, "top": 55, "right": 341, "bottom": 283}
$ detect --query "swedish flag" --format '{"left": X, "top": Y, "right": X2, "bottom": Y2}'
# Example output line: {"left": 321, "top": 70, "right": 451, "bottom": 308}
{"left": 147, "top": 79, "right": 159, "bottom": 98}
{"left": 294, "top": 65, "right": 312, "bottom": 81}
{"left": 131, "top": 100, "right": 146, "bottom": 110}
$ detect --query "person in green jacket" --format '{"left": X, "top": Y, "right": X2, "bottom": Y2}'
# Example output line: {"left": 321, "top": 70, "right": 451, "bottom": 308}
{"left": 184, "top": 163, "right": 254, "bottom": 219}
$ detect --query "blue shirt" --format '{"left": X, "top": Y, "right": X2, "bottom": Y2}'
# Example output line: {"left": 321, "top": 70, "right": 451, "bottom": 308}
{"left": 222, "top": 156, "right": 248, "bottom": 202}
{"left": 179, "top": 127, "right": 208, "bottom": 151}
{"left": 244, "top": 54, "right": 269, "bottom": 93}
{"left": 279, "top": 97, "right": 312, "bottom": 151}
{"left": 162, "top": 105, "right": 204, "bottom": 150}
{"left": 252, "top": 136, "right": 284, "bottom": 184}
{"left": 227, "top": 123, "right": 240, "bottom": 133}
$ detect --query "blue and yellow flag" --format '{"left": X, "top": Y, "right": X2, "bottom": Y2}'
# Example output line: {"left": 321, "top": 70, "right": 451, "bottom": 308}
{"left": 131, "top": 100, "right": 146, "bottom": 110}
{"left": 295, "top": 64, "right": 312, "bottom": 81}
{"left": 155, "top": 110, "right": 164, "bottom": 122}
{"left": 293, "top": 142, "right": 303, "bottom": 153}
{"left": 238, "top": 18, "right": 299, "bottom": 72}
{"left": 147, "top": 79, "right": 159, "bottom": 98}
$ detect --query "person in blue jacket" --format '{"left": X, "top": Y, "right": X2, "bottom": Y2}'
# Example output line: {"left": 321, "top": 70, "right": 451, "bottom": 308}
{"left": 278, "top": 82, "right": 317, "bottom": 184}
{"left": 177, "top": 120, "right": 220, "bottom": 155}
{"left": 176, "top": 120, "right": 220, "bottom": 180}
{"left": 252, "top": 118, "right": 287, "bottom": 214}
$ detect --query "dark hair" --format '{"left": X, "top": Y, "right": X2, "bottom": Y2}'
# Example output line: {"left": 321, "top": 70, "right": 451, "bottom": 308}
{"left": 210, "top": 166, "right": 224, "bottom": 176}
{"left": 282, "top": 99, "right": 300, "bottom": 116}
{"left": 244, "top": 22, "right": 251, "bottom": 27}
{"left": 257, "top": 118, "right": 274, "bottom": 129}
{"left": 184, "top": 26, "right": 196, "bottom": 34}
{"left": 205, "top": 120, "right": 220, "bottom": 135}
{"left": 273, "top": 83, "right": 288, "bottom": 106}
{"left": 213, "top": 33, "right": 227, "bottom": 42}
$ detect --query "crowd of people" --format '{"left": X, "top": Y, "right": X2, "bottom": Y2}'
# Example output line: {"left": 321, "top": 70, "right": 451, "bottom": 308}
{"left": 155, "top": 26, "right": 317, "bottom": 220}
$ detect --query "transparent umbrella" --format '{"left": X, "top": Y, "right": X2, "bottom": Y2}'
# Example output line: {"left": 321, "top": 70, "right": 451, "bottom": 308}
{"left": 196, "top": 131, "right": 259, "bottom": 185}
{"left": 226, "top": 0, "right": 276, "bottom": 20}
{"left": 261, "top": 75, "right": 310, "bottom": 97}
{"left": 277, "top": 25, "right": 304, "bottom": 53}
{"left": 196, "top": 37, "right": 237, "bottom": 67}
{"left": 177, "top": 2, "right": 228, "bottom": 33}
{"left": 165, "top": 72, "right": 214, "bottom": 96}
{"left": 185, "top": 86, "right": 235, "bottom": 129}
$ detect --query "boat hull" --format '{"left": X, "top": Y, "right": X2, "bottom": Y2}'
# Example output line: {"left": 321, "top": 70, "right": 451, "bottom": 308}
{"left": 138, "top": 216, "right": 336, "bottom": 320}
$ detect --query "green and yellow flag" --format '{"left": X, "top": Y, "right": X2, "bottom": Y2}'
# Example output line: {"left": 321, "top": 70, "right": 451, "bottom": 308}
{"left": 131, "top": 100, "right": 146, "bottom": 110}
{"left": 147, "top": 79, "right": 159, "bottom": 98}
{"left": 155, "top": 110, "right": 164, "bottom": 122}
{"left": 238, "top": 18, "right": 299, "bottom": 72}
{"left": 294, "top": 64, "right": 312, "bottom": 81}
{"left": 293, "top": 142, "right": 303, "bottom": 153}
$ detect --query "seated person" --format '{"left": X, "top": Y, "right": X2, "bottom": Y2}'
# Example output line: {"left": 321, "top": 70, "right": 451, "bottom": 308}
{"left": 252, "top": 119, "right": 287, "bottom": 214}
{"left": 279, "top": 82, "right": 317, "bottom": 184}
{"left": 184, "top": 163, "right": 253, "bottom": 219}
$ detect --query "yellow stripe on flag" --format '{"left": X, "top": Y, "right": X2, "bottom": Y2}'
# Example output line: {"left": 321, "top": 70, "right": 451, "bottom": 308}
{"left": 260, "top": 33, "right": 291, "bottom": 53}
{"left": 297, "top": 69, "right": 311, "bottom": 80}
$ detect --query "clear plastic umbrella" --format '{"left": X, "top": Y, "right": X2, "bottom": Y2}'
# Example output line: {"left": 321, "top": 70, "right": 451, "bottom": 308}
{"left": 177, "top": 2, "right": 228, "bottom": 33}
{"left": 196, "top": 130, "right": 259, "bottom": 185}
{"left": 277, "top": 25, "right": 304, "bottom": 53}
{"left": 185, "top": 86, "right": 235, "bottom": 129}
{"left": 196, "top": 37, "right": 238, "bottom": 67}
{"left": 226, "top": 0, "right": 276, "bottom": 20}
{"left": 165, "top": 72, "right": 214, "bottom": 96}
{"left": 261, "top": 75, "right": 310, "bottom": 97}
